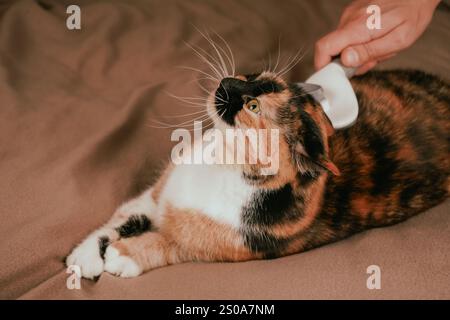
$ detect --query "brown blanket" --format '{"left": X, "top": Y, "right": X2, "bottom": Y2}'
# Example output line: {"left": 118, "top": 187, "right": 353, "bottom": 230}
{"left": 0, "top": 0, "right": 449, "bottom": 299}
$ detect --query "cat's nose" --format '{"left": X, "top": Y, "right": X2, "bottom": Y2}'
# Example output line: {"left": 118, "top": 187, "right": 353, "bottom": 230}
{"left": 218, "top": 77, "right": 248, "bottom": 93}
{"left": 215, "top": 77, "right": 246, "bottom": 103}
{"left": 215, "top": 77, "right": 247, "bottom": 125}
{"left": 219, "top": 77, "right": 242, "bottom": 91}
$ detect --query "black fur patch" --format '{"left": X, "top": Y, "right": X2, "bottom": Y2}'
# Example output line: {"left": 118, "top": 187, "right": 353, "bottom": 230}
{"left": 244, "top": 74, "right": 259, "bottom": 81}
{"left": 365, "top": 127, "right": 399, "bottom": 196}
{"left": 298, "top": 110, "right": 325, "bottom": 161}
{"left": 215, "top": 77, "right": 285, "bottom": 125}
{"left": 252, "top": 79, "right": 284, "bottom": 95}
{"left": 243, "top": 231, "right": 292, "bottom": 256}
{"left": 406, "top": 123, "right": 435, "bottom": 160}
{"left": 98, "top": 236, "right": 110, "bottom": 259}
{"left": 330, "top": 183, "right": 353, "bottom": 230}
{"left": 296, "top": 172, "right": 318, "bottom": 188}
{"left": 116, "top": 214, "right": 152, "bottom": 238}
{"left": 242, "top": 184, "right": 297, "bottom": 227}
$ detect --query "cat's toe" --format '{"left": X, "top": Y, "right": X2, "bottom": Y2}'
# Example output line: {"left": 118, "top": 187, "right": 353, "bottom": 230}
{"left": 66, "top": 237, "right": 104, "bottom": 280}
{"left": 104, "top": 245, "right": 142, "bottom": 278}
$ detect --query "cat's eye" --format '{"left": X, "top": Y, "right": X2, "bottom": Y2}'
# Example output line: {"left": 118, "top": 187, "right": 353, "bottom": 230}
{"left": 245, "top": 99, "right": 260, "bottom": 114}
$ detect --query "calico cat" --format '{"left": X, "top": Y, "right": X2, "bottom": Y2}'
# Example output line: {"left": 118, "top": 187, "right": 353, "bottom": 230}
{"left": 66, "top": 69, "right": 449, "bottom": 279}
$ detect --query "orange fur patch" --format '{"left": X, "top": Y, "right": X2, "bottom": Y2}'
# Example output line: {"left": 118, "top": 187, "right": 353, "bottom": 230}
{"left": 160, "top": 205, "right": 257, "bottom": 262}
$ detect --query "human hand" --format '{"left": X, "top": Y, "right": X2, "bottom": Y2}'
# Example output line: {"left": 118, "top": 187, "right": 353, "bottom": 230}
{"left": 314, "top": 0, "right": 441, "bottom": 75}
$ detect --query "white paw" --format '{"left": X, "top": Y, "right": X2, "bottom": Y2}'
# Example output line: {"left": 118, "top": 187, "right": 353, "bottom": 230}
{"left": 104, "top": 246, "right": 142, "bottom": 278}
{"left": 66, "top": 237, "right": 104, "bottom": 280}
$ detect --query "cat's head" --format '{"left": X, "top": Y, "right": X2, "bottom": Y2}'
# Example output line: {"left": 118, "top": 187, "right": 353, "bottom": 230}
{"left": 207, "top": 71, "right": 340, "bottom": 186}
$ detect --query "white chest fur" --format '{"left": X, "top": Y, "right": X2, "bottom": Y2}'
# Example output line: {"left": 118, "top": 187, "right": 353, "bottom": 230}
{"left": 158, "top": 164, "right": 255, "bottom": 228}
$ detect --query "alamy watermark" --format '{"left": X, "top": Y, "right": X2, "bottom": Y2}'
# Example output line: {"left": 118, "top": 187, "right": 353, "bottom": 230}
{"left": 366, "top": 5, "right": 381, "bottom": 30}
{"left": 66, "top": 5, "right": 81, "bottom": 30}
{"left": 366, "top": 264, "right": 381, "bottom": 289}
{"left": 170, "top": 121, "right": 280, "bottom": 175}
{"left": 66, "top": 265, "right": 81, "bottom": 290}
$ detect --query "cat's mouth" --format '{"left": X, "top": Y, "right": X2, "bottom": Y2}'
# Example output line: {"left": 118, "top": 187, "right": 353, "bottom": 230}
{"left": 206, "top": 87, "right": 227, "bottom": 130}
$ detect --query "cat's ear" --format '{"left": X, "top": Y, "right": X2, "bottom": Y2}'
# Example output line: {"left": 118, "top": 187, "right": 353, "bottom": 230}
{"left": 289, "top": 107, "right": 340, "bottom": 176}
{"left": 315, "top": 155, "right": 341, "bottom": 176}
{"left": 293, "top": 144, "right": 341, "bottom": 176}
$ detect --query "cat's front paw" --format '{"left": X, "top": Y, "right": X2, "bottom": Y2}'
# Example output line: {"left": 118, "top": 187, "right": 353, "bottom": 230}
{"left": 104, "top": 245, "right": 142, "bottom": 278}
{"left": 66, "top": 237, "right": 104, "bottom": 280}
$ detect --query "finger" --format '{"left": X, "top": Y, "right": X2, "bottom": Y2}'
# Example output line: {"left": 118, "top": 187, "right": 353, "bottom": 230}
{"left": 315, "top": 11, "right": 404, "bottom": 70}
{"left": 314, "top": 27, "right": 366, "bottom": 70}
{"left": 341, "top": 24, "right": 408, "bottom": 67}
{"left": 315, "top": 21, "right": 386, "bottom": 70}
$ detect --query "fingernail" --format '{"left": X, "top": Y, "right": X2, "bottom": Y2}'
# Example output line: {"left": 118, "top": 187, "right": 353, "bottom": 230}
{"left": 346, "top": 48, "right": 359, "bottom": 66}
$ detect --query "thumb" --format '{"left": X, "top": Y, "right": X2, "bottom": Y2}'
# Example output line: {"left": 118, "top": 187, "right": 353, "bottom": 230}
{"left": 341, "top": 44, "right": 377, "bottom": 68}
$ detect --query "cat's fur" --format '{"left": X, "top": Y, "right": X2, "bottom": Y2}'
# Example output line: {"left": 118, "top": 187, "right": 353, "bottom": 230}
{"left": 67, "top": 69, "right": 449, "bottom": 279}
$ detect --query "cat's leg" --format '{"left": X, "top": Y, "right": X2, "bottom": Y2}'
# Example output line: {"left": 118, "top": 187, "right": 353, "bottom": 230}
{"left": 65, "top": 188, "right": 158, "bottom": 279}
{"left": 103, "top": 208, "right": 258, "bottom": 278}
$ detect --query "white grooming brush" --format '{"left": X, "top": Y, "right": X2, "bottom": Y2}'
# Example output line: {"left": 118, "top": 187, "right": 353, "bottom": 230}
{"left": 297, "top": 59, "right": 358, "bottom": 129}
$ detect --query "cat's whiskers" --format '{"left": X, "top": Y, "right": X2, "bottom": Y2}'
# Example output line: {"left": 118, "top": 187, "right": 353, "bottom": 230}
{"left": 267, "top": 51, "right": 272, "bottom": 73}
{"left": 176, "top": 95, "right": 227, "bottom": 109}
{"left": 277, "top": 45, "right": 310, "bottom": 78}
{"left": 275, "top": 51, "right": 299, "bottom": 77}
{"left": 215, "top": 91, "right": 228, "bottom": 104}
{"left": 159, "top": 109, "right": 212, "bottom": 119}
{"left": 279, "top": 51, "right": 307, "bottom": 77}
{"left": 219, "top": 81, "right": 230, "bottom": 101}
{"left": 150, "top": 113, "right": 213, "bottom": 129}
{"left": 211, "top": 30, "right": 236, "bottom": 76}
{"left": 165, "top": 94, "right": 208, "bottom": 108}
{"left": 184, "top": 42, "right": 226, "bottom": 80}
{"left": 183, "top": 28, "right": 236, "bottom": 112}
{"left": 151, "top": 29, "right": 236, "bottom": 131}
{"left": 174, "top": 109, "right": 222, "bottom": 132}
{"left": 275, "top": 48, "right": 302, "bottom": 78}
{"left": 193, "top": 28, "right": 229, "bottom": 78}
{"left": 271, "top": 37, "right": 282, "bottom": 74}
{"left": 169, "top": 94, "right": 210, "bottom": 102}
{"left": 184, "top": 78, "right": 227, "bottom": 105}
{"left": 177, "top": 66, "right": 220, "bottom": 83}
{"left": 149, "top": 106, "right": 223, "bottom": 130}
{"left": 207, "top": 108, "right": 224, "bottom": 123}
{"left": 195, "top": 82, "right": 228, "bottom": 104}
